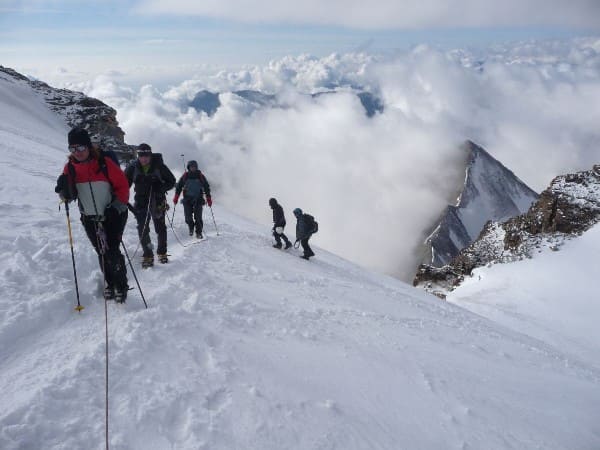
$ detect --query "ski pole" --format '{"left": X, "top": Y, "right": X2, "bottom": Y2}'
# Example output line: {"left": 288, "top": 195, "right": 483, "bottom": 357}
{"left": 208, "top": 205, "right": 219, "bottom": 236}
{"left": 180, "top": 154, "right": 186, "bottom": 172}
{"left": 121, "top": 242, "right": 148, "bottom": 309}
{"left": 63, "top": 201, "right": 84, "bottom": 312}
{"left": 170, "top": 202, "right": 177, "bottom": 224}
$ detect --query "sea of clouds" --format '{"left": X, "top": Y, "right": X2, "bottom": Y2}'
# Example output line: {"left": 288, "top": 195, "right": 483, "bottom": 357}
{"left": 53, "top": 37, "right": 600, "bottom": 279}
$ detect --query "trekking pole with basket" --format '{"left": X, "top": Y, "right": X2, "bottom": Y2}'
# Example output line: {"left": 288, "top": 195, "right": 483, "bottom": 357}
{"left": 62, "top": 201, "right": 84, "bottom": 312}
{"left": 208, "top": 205, "right": 219, "bottom": 236}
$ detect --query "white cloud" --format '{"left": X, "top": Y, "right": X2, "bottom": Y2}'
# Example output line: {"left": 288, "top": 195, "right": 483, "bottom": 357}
{"left": 136, "top": 0, "right": 600, "bottom": 29}
{"left": 75, "top": 38, "right": 600, "bottom": 279}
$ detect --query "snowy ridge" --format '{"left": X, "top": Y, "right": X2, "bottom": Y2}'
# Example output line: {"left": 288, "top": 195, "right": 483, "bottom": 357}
{"left": 424, "top": 141, "right": 538, "bottom": 267}
{"left": 2, "top": 68, "right": 600, "bottom": 450}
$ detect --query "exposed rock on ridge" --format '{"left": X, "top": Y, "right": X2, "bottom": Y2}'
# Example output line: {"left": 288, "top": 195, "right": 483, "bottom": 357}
{"left": 0, "top": 66, "right": 134, "bottom": 160}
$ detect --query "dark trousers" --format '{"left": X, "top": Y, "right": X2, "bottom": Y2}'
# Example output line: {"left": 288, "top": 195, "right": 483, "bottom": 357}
{"left": 300, "top": 237, "right": 314, "bottom": 257}
{"left": 82, "top": 207, "right": 128, "bottom": 289}
{"left": 273, "top": 228, "right": 291, "bottom": 245}
{"left": 183, "top": 197, "right": 204, "bottom": 233}
{"left": 134, "top": 197, "right": 167, "bottom": 257}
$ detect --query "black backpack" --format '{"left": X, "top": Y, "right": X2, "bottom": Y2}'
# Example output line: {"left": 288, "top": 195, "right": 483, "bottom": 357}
{"left": 102, "top": 148, "right": 120, "bottom": 167}
{"left": 304, "top": 214, "right": 319, "bottom": 234}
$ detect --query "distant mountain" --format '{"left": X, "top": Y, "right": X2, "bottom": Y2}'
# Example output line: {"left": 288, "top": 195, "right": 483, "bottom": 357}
{"left": 189, "top": 88, "right": 383, "bottom": 117}
{"left": 0, "top": 65, "right": 134, "bottom": 160}
{"left": 415, "top": 164, "right": 600, "bottom": 298}
{"left": 233, "top": 90, "right": 276, "bottom": 107}
{"left": 356, "top": 92, "right": 384, "bottom": 117}
{"left": 423, "top": 141, "right": 538, "bottom": 267}
{"left": 189, "top": 90, "right": 221, "bottom": 116}
{"left": 311, "top": 90, "right": 383, "bottom": 117}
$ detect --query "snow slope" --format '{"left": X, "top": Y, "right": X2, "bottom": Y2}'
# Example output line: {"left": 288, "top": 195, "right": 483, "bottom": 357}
{"left": 448, "top": 223, "right": 600, "bottom": 366}
{"left": 2, "top": 72, "right": 600, "bottom": 450}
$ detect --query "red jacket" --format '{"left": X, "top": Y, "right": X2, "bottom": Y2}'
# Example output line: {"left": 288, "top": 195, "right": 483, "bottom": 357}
{"left": 63, "top": 156, "right": 129, "bottom": 215}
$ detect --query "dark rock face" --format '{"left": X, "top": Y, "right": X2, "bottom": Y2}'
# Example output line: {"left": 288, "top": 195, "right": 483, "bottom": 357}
{"left": 426, "top": 206, "right": 473, "bottom": 267}
{"left": 0, "top": 65, "right": 135, "bottom": 161}
{"left": 415, "top": 165, "right": 600, "bottom": 297}
{"left": 425, "top": 141, "right": 538, "bottom": 267}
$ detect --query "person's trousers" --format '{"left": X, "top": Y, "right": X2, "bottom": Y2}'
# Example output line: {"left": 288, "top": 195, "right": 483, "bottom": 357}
{"left": 300, "top": 237, "right": 314, "bottom": 257}
{"left": 135, "top": 199, "right": 167, "bottom": 256}
{"left": 183, "top": 197, "right": 204, "bottom": 233}
{"left": 273, "top": 227, "right": 291, "bottom": 245}
{"left": 82, "top": 207, "right": 128, "bottom": 289}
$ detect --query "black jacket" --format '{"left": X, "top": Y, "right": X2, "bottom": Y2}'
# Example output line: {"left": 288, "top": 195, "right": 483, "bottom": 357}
{"left": 271, "top": 203, "right": 286, "bottom": 228}
{"left": 124, "top": 153, "right": 176, "bottom": 205}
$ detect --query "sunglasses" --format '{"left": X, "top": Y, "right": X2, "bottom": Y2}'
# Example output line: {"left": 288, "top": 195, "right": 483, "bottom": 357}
{"left": 68, "top": 144, "right": 88, "bottom": 153}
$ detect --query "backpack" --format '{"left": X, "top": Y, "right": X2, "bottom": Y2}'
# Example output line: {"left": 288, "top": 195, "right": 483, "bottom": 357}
{"left": 95, "top": 148, "right": 120, "bottom": 179}
{"left": 101, "top": 149, "right": 120, "bottom": 168}
{"left": 304, "top": 214, "right": 319, "bottom": 234}
{"left": 182, "top": 171, "right": 207, "bottom": 199}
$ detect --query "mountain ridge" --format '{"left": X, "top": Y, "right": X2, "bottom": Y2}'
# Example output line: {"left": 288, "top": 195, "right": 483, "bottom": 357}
{"left": 415, "top": 164, "right": 600, "bottom": 297}
{"left": 423, "top": 140, "right": 539, "bottom": 267}
{"left": 189, "top": 88, "right": 383, "bottom": 117}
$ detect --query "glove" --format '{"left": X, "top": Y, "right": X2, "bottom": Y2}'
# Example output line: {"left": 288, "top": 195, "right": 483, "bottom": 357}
{"left": 108, "top": 199, "right": 128, "bottom": 214}
{"left": 173, "top": 194, "right": 179, "bottom": 204}
{"left": 55, "top": 174, "right": 76, "bottom": 202}
{"left": 206, "top": 196, "right": 212, "bottom": 207}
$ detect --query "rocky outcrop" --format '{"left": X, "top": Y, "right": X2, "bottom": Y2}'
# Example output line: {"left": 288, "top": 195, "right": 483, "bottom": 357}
{"left": 0, "top": 66, "right": 135, "bottom": 161}
{"left": 415, "top": 164, "right": 600, "bottom": 298}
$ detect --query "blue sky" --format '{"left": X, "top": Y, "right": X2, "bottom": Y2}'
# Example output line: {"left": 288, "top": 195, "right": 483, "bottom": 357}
{"left": 1, "top": 0, "right": 599, "bottom": 84}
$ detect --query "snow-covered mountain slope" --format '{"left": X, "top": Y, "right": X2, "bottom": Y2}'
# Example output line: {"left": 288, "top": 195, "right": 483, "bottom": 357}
{"left": 424, "top": 141, "right": 538, "bottom": 267}
{"left": 448, "top": 222, "right": 600, "bottom": 366}
{"left": 2, "top": 71, "right": 600, "bottom": 450}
